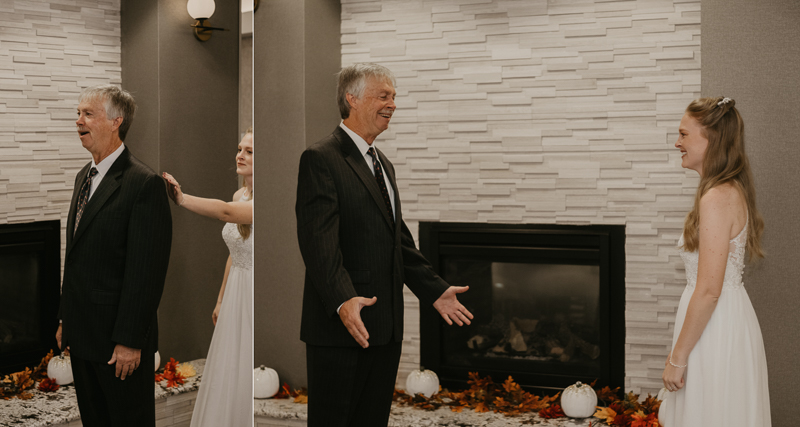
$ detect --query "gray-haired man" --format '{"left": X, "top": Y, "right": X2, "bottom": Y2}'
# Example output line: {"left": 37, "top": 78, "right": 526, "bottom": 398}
{"left": 57, "top": 85, "right": 172, "bottom": 426}
{"left": 295, "top": 63, "right": 474, "bottom": 426}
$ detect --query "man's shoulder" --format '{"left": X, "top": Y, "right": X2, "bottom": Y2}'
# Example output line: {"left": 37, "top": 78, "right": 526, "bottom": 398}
{"left": 307, "top": 129, "right": 343, "bottom": 152}
{"left": 123, "top": 149, "right": 159, "bottom": 180}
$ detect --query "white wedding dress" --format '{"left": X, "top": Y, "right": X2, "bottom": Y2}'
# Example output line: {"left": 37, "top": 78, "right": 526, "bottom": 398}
{"left": 659, "top": 219, "right": 771, "bottom": 426}
{"left": 190, "top": 218, "right": 253, "bottom": 427}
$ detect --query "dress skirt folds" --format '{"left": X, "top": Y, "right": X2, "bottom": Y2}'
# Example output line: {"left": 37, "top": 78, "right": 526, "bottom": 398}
{"left": 190, "top": 221, "right": 253, "bottom": 427}
{"left": 659, "top": 225, "right": 770, "bottom": 427}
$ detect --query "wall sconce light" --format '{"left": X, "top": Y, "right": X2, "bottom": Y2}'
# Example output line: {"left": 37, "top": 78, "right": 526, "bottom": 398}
{"left": 188, "top": 0, "right": 229, "bottom": 42}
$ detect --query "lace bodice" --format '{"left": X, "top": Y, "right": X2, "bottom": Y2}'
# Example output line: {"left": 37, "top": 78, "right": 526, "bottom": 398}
{"left": 222, "top": 209, "right": 253, "bottom": 270}
{"left": 678, "top": 220, "right": 747, "bottom": 290}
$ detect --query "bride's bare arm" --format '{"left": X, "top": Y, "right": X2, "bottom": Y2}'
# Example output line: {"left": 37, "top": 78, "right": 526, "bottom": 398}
{"left": 663, "top": 186, "right": 739, "bottom": 391}
{"left": 212, "top": 255, "right": 233, "bottom": 325}
{"left": 162, "top": 172, "right": 253, "bottom": 224}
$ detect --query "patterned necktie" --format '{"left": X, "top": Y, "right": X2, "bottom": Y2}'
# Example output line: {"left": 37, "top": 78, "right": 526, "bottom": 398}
{"left": 74, "top": 167, "right": 98, "bottom": 235}
{"left": 366, "top": 147, "right": 395, "bottom": 227}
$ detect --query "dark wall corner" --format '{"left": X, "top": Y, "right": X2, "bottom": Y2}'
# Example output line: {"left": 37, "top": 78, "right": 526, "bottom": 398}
{"left": 254, "top": 0, "right": 341, "bottom": 388}
{"left": 121, "top": 0, "right": 240, "bottom": 363}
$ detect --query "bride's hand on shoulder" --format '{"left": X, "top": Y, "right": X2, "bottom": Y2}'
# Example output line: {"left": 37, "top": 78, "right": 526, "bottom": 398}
{"left": 212, "top": 301, "right": 221, "bottom": 325}
{"left": 161, "top": 172, "right": 184, "bottom": 205}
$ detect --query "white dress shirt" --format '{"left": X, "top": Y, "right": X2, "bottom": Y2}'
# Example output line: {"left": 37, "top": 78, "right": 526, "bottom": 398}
{"left": 339, "top": 122, "right": 396, "bottom": 220}
{"left": 87, "top": 143, "right": 125, "bottom": 200}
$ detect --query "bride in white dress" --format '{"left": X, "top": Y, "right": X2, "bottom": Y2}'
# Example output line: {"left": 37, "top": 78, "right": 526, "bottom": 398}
{"left": 659, "top": 98, "right": 770, "bottom": 426}
{"left": 162, "top": 129, "right": 253, "bottom": 426}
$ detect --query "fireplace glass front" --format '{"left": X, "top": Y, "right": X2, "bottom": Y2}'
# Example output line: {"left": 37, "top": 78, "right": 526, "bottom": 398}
{"left": 419, "top": 222, "right": 625, "bottom": 393}
{"left": 441, "top": 260, "right": 601, "bottom": 380}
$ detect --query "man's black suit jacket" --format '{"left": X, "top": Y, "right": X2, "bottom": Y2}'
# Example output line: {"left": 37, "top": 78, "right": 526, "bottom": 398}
{"left": 60, "top": 148, "right": 172, "bottom": 362}
{"left": 296, "top": 126, "right": 449, "bottom": 347}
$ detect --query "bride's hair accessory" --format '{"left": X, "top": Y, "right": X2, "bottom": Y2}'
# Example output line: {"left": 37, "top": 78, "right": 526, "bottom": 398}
{"left": 717, "top": 97, "right": 732, "bottom": 107}
{"left": 669, "top": 356, "right": 687, "bottom": 369}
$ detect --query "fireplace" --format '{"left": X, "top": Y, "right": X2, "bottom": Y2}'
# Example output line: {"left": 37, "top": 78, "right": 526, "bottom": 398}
{"left": 419, "top": 222, "right": 625, "bottom": 393}
{"left": 0, "top": 220, "right": 61, "bottom": 375}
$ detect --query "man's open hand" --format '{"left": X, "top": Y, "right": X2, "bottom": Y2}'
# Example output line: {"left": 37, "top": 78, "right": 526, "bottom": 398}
{"left": 107, "top": 344, "right": 141, "bottom": 380}
{"left": 433, "top": 286, "right": 474, "bottom": 326}
{"left": 339, "top": 296, "right": 377, "bottom": 348}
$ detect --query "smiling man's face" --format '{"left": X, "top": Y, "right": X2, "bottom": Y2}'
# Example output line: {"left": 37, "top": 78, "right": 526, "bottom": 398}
{"left": 76, "top": 96, "right": 120, "bottom": 158}
{"left": 348, "top": 77, "right": 396, "bottom": 144}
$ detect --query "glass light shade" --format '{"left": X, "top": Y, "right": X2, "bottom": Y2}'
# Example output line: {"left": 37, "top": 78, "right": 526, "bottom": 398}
{"left": 187, "top": 0, "right": 215, "bottom": 19}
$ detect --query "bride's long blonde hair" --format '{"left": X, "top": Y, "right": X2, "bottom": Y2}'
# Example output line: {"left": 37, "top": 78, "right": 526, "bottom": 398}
{"left": 681, "top": 97, "right": 764, "bottom": 260}
{"left": 237, "top": 127, "right": 253, "bottom": 240}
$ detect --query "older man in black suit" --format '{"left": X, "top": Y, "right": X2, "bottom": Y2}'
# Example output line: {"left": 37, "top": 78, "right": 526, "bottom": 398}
{"left": 55, "top": 85, "right": 172, "bottom": 427}
{"left": 296, "top": 63, "right": 474, "bottom": 426}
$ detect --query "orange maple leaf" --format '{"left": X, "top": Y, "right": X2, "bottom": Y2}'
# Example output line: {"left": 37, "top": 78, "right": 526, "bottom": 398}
{"left": 474, "top": 402, "right": 490, "bottom": 413}
{"left": 594, "top": 406, "right": 617, "bottom": 423}
{"left": 502, "top": 376, "right": 521, "bottom": 393}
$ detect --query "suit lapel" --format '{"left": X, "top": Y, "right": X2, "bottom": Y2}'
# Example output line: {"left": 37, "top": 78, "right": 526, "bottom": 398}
{"left": 66, "top": 162, "right": 91, "bottom": 250}
{"left": 377, "top": 148, "right": 403, "bottom": 241}
{"left": 68, "top": 150, "right": 128, "bottom": 253}
{"left": 335, "top": 128, "right": 395, "bottom": 231}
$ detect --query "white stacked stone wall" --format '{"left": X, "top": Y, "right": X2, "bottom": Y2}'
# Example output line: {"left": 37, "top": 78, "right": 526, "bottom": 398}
{"left": 0, "top": 0, "right": 121, "bottom": 264}
{"left": 340, "top": 0, "right": 701, "bottom": 394}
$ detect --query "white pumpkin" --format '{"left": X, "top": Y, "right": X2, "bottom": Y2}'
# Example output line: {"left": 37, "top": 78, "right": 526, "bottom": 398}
{"left": 253, "top": 365, "right": 280, "bottom": 398}
{"left": 405, "top": 368, "right": 439, "bottom": 398}
{"left": 47, "top": 354, "right": 74, "bottom": 385}
{"left": 154, "top": 350, "right": 161, "bottom": 372}
{"left": 561, "top": 381, "right": 598, "bottom": 418}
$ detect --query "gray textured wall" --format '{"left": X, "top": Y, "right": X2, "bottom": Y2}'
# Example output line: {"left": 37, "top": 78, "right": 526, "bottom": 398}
{"left": 702, "top": 0, "right": 800, "bottom": 423}
{"left": 0, "top": 0, "right": 122, "bottom": 265}
{"left": 121, "top": 0, "right": 240, "bottom": 363}
{"left": 253, "top": 0, "right": 341, "bottom": 388}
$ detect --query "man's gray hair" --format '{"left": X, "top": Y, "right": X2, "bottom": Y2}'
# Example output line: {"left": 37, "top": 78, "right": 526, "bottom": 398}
{"left": 337, "top": 63, "right": 396, "bottom": 120}
{"left": 79, "top": 84, "right": 137, "bottom": 141}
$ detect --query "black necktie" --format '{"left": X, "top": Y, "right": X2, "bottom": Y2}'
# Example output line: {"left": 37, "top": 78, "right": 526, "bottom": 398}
{"left": 366, "top": 147, "right": 395, "bottom": 227}
{"left": 74, "top": 167, "right": 98, "bottom": 235}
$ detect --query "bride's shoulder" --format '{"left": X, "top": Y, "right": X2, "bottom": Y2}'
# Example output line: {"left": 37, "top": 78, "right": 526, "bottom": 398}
{"left": 699, "top": 183, "right": 743, "bottom": 221}
{"left": 233, "top": 186, "right": 248, "bottom": 201}
{"left": 702, "top": 183, "right": 742, "bottom": 206}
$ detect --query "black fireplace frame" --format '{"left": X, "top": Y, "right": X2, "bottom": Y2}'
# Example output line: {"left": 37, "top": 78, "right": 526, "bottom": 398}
{"left": 418, "top": 222, "right": 625, "bottom": 393}
{"left": 0, "top": 220, "right": 61, "bottom": 375}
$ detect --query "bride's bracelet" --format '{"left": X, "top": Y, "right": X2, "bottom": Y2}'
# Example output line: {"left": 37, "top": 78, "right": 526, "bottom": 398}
{"left": 669, "top": 356, "right": 687, "bottom": 368}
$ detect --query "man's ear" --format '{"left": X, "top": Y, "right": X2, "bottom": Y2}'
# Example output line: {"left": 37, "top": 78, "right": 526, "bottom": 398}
{"left": 111, "top": 116, "right": 123, "bottom": 132}
{"left": 345, "top": 92, "right": 358, "bottom": 111}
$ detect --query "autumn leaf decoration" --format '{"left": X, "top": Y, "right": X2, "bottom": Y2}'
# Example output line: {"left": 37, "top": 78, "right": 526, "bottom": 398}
{"left": 391, "top": 371, "right": 663, "bottom": 426}
{"left": 393, "top": 372, "right": 558, "bottom": 416}
{"left": 38, "top": 377, "right": 60, "bottom": 393}
{"left": 273, "top": 382, "right": 308, "bottom": 404}
{"left": 538, "top": 404, "right": 566, "bottom": 418}
{"left": 32, "top": 349, "right": 54, "bottom": 382}
{"left": 0, "top": 350, "right": 58, "bottom": 400}
{"left": 593, "top": 390, "right": 662, "bottom": 427}
{"left": 594, "top": 406, "right": 618, "bottom": 423}
{"left": 1, "top": 368, "right": 35, "bottom": 400}
{"left": 155, "top": 358, "right": 186, "bottom": 388}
